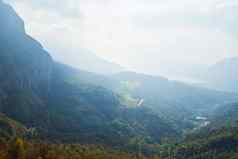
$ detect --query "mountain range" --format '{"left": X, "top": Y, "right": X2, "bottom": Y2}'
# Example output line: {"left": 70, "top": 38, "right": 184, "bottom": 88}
{"left": 0, "top": 1, "right": 178, "bottom": 148}
{"left": 0, "top": 1, "right": 238, "bottom": 159}
{"left": 50, "top": 47, "right": 125, "bottom": 75}
{"left": 204, "top": 57, "right": 238, "bottom": 93}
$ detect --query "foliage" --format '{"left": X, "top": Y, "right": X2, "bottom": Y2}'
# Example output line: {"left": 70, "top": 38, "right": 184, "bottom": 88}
{"left": 161, "top": 123, "right": 238, "bottom": 159}
{"left": 0, "top": 138, "right": 161, "bottom": 159}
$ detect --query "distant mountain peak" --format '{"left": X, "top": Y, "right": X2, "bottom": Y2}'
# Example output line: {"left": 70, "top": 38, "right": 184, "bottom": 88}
{"left": 213, "top": 56, "right": 238, "bottom": 67}
{"left": 204, "top": 56, "right": 238, "bottom": 93}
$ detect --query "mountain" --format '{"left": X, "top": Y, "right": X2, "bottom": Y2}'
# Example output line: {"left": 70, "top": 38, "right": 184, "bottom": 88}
{"left": 61, "top": 68, "right": 238, "bottom": 133}
{"left": 168, "top": 123, "right": 238, "bottom": 159}
{"left": 48, "top": 63, "right": 180, "bottom": 146}
{"left": 50, "top": 47, "right": 124, "bottom": 75}
{"left": 55, "top": 67, "right": 238, "bottom": 130}
{"left": 1, "top": 1, "right": 238, "bottom": 158}
{"left": 0, "top": 0, "right": 178, "bottom": 149}
{"left": 211, "top": 103, "right": 238, "bottom": 126}
{"left": 0, "top": 1, "right": 53, "bottom": 127}
{"left": 196, "top": 57, "right": 238, "bottom": 93}
{"left": 159, "top": 57, "right": 238, "bottom": 94}
{"left": 110, "top": 71, "right": 238, "bottom": 131}
{"left": 169, "top": 102, "right": 238, "bottom": 159}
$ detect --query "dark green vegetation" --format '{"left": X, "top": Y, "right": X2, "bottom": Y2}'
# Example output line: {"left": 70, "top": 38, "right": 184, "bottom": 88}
{"left": 0, "top": 0, "right": 238, "bottom": 158}
{"left": 110, "top": 72, "right": 238, "bottom": 132}
{"left": 0, "top": 113, "right": 26, "bottom": 140}
{"left": 0, "top": 0, "right": 177, "bottom": 149}
{"left": 212, "top": 103, "right": 238, "bottom": 126}
{"left": 166, "top": 103, "right": 238, "bottom": 159}
{"left": 0, "top": 137, "right": 164, "bottom": 159}
{"left": 162, "top": 124, "right": 238, "bottom": 159}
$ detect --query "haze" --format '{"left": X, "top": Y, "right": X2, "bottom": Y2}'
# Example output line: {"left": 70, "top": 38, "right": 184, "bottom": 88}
{"left": 5, "top": 0, "right": 238, "bottom": 78}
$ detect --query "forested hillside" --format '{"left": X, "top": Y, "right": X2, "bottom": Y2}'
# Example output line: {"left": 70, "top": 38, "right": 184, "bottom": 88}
{"left": 164, "top": 103, "right": 238, "bottom": 159}
{"left": 0, "top": 0, "right": 177, "bottom": 149}
{"left": 0, "top": 0, "right": 238, "bottom": 159}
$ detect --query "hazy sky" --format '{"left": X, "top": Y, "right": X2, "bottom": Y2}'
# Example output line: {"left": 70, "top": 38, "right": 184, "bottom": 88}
{"left": 4, "top": 0, "right": 238, "bottom": 76}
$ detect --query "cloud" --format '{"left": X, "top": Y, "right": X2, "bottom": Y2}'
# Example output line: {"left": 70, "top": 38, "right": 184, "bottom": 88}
{"left": 213, "top": 1, "right": 238, "bottom": 35}
{"left": 3, "top": 0, "right": 238, "bottom": 77}
{"left": 5, "top": 0, "right": 81, "bottom": 18}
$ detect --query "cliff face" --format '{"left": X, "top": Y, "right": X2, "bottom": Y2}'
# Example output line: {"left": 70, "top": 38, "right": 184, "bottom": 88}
{"left": 0, "top": 1, "right": 53, "bottom": 126}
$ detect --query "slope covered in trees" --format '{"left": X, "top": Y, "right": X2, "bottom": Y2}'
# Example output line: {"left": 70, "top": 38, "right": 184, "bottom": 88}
{"left": 0, "top": 1, "right": 238, "bottom": 159}
{"left": 110, "top": 72, "right": 238, "bottom": 131}
{"left": 0, "top": 0, "right": 177, "bottom": 149}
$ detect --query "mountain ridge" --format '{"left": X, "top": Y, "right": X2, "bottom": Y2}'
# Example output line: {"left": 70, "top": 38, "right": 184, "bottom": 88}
{"left": 0, "top": 0, "right": 178, "bottom": 148}
{"left": 1, "top": 2, "right": 238, "bottom": 158}
{"left": 205, "top": 56, "right": 238, "bottom": 93}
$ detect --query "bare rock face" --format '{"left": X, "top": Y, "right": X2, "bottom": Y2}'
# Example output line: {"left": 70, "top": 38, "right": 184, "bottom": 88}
{"left": 0, "top": 0, "right": 53, "bottom": 126}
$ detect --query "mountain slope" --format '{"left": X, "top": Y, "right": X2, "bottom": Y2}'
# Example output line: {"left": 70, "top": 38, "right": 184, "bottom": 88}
{"left": 111, "top": 72, "right": 238, "bottom": 131}
{"left": 50, "top": 47, "right": 124, "bottom": 75}
{"left": 0, "top": 0, "right": 52, "bottom": 127}
{"left": 211, "top": 103, "right": 238, "bottom": 127}
{"left": 1, "top": 1, "right": 238, "bottom": 156}
{"left": 55, "top": 68, "right": 238, "bottom": 133}
{"left": 0, "top": 113, "right": 26, "bottom": 140}
{"left": 0, "top": 0, "right": 177, "bottom": 148}
{"left": 169, "top": 125, "right": 238, "bottom": 159}
{"left": 47, "top": 63, "right": 178, "bottom": 146}
{"left": 169, "top": 102, "right": 238, "bottom": 159}
{"left": 202, "top": 57, "right": 238, "bottom": 93}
